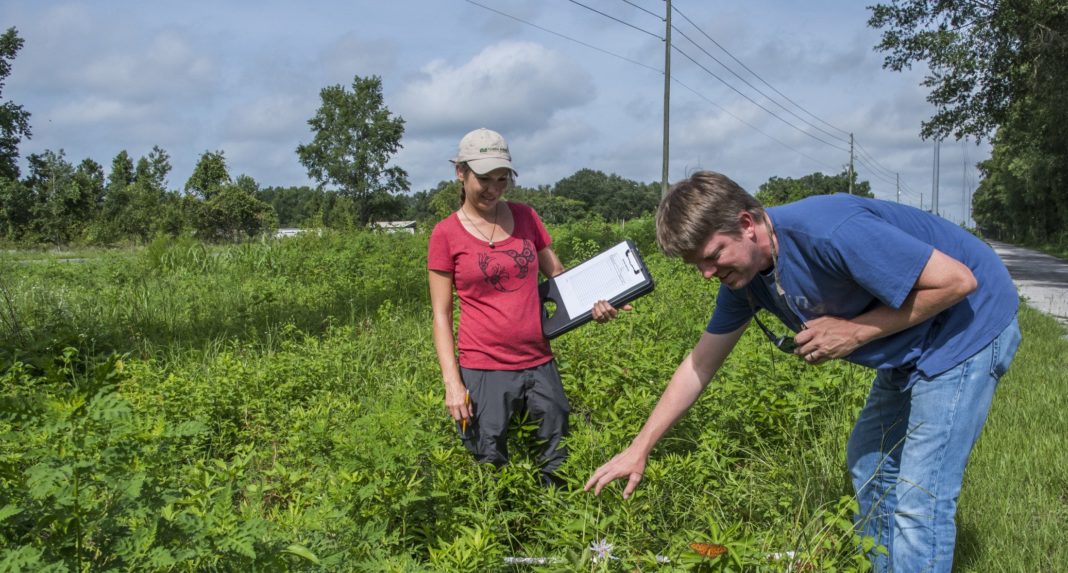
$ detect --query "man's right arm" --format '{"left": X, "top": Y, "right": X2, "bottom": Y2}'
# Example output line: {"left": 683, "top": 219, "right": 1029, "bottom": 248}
{"left": 584, "top": 325, "right": 746, "bottom": 498}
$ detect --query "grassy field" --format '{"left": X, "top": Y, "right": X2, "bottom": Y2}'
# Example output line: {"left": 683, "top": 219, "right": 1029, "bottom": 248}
{"left": 955, "top": 305, "right": 1068, "bottom": 572}
{"left": 1, "top": 224, "right": 1064, "bottom": 571}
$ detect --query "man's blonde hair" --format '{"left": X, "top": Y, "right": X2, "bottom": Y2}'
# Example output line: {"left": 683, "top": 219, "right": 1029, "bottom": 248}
{"left": 655, "top": 171, "right": 765, "bottom": 259}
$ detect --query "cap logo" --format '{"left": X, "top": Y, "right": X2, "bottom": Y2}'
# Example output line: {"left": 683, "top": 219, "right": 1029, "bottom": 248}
{"left": 453, "top": 128, "right": 516, "bottom": 174}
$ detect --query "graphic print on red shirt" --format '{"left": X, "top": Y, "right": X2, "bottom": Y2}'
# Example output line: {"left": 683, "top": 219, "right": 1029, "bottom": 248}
{"left": 478, "top": 241, "right": 536, "bottom": 292}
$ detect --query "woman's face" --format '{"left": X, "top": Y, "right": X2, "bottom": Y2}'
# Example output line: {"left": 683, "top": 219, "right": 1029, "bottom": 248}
{"left": 458, "top": 166, "right": 511, "bottom": 212}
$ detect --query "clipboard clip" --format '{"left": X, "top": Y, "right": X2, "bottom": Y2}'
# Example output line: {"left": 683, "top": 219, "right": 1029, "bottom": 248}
{"left": 624, "top": 249, "right": 641, "bottom": 274}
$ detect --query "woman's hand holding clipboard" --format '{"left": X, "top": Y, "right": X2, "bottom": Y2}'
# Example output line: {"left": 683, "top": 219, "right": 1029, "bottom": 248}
{"left": 538, "top": 240, "right": 654, "bottom": 339}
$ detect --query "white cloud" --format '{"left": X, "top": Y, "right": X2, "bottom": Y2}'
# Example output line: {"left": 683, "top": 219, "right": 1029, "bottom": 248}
{"left": 223, "top": 94, "right": 311, "bottom": 140}
{"left": 50, "top": 97, "right": 155, "bottom": 125}
{"left": 394, "top": 41, "right": 596, "bottom": 137}
{"left": 317, "top": 32, "right": 400, "bottom": 84}
{"left": 510, "top": 118, "right": 599, "bottom": 182}
{"left": 77, "top": 31, "right": 218, "bottom": 101}
{"left": 223, "top": 139, "right": 308, "bottom": 187}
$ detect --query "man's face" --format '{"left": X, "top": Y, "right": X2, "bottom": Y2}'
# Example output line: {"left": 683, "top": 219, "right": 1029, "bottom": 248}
{"left": 684, "top": 213, "right": 764, "bottom": 289}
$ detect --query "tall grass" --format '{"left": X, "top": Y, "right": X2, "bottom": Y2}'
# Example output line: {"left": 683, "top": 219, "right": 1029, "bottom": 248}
{"left": 1, "top": 230, "right": 430, "bottom": 363}
{"left": 955, "top": 305, "right": 1068, "bottom": 571}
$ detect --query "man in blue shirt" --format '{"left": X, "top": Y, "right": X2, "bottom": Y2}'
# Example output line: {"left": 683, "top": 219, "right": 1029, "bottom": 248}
{"left": 585, "top": 171, "right": 1020, "bottom": 573}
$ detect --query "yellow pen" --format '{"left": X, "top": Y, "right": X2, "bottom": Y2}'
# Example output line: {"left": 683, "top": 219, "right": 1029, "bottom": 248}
{"left": 461, "top": 390, "right": 470, "bottom": 433}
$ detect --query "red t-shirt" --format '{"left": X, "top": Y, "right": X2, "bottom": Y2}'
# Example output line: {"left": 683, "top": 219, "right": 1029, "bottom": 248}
{"left": 428, "top": 202, "right": 553, "bottom": 370}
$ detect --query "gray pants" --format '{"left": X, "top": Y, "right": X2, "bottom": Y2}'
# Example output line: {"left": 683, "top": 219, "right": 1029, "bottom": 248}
{"left": 459, "top": 360, "right": 570, "bottom": 478}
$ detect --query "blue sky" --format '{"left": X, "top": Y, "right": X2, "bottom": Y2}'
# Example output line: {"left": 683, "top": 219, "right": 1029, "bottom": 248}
{"left": 3, "top": 1, "right": 987, "bottom": 223}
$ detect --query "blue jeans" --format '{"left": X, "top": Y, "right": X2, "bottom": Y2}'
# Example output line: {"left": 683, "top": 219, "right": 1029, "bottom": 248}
{"left": 846, "top": 318, "right": 1021, "bottom": 572}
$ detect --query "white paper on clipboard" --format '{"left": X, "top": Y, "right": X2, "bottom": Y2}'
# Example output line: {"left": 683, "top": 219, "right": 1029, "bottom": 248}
{"left": 554, "top": 242, "right": 646, "bottom": 313}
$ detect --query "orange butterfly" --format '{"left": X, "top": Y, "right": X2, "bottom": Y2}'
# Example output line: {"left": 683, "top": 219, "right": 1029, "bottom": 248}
{"left": 690, "top": 542, "right": 728, "bottom": 559}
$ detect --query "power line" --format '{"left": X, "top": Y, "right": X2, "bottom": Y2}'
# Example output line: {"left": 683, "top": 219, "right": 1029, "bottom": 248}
{"left": 465, "top": 0, "right": 922, "bottom": 194}
{"left": 463, "top": 0, "right": 661, "bottom": 73}
{"left": 854, "top": 140, "right": 899, "bottom": 181}
{"left": 567, "top": 0, "right": 663, "bottom": 40}
{"left": 667, "top": 5, "right": 927, "bottom": 201}
{"left": 670, "top": 20, "right": 850, "bottom": 147}
{"left": 466, "top": 0, "right": 841, "bottom": 172}
{"left": 672, "top": 44, "right": 850, "bottom": 153}
{"left": 853, "top": 155, "right": 897, "bottom": 186}
{"left": 667, "top": 5, "right": 929, "bottom": 195}
{"left": 672, "top": 78, "right": 839, "bottom": 172}
{"left": 672, "top": 4, "right": 852, "bottom": 140}
{"left": 850, "top": 156, "right": 921, "bottom": 202}
{"left": 570, "top": 0, "right": 851, "bottom": 152}
{"left": 618, "top": 0, "right": 663, "bottom": 21}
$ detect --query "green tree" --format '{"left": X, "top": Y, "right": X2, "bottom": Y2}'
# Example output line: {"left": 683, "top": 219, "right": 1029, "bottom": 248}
{"left": 972, "top": 107, "right": 1068, "bottom": 244}
{"left": 126, "top": 147, "right": 178, "bottom": 241}
{"left": 507, "top": 185, "right": 587, "bottom": 224}
{"left": 188, "top": 164, "right": 276, "bottom": 241}
{"left": 185, "top": 150, "right": 230, "bottom": 200}
{"left": 106, "top": 150, "right": 135, "bottom": 191}
{"left": 971, "top": 153, "right": 1016, "bottom": 240}
{"left": 0, "top": 177, "right": 31, "bottom": 239}
{"left": 552, "top": 169, "right": 659, "bottom": 220}
{"left": 135, "top": 145, "right": 171, "bottom": 191}
{"left": 197, "top": 183, "right": 277, "bottom": 241}
{"left": 24, "top": 150, "right": 80, "bottom": 243}
{"left": 0, "top": 27, "right": 31, "bottom": 181}
{"left": 756, "top": 170, "right": 874, "bottom": 207}
{"left": 257, "top": 185, "right": 329, "bottom": 227}
{"left": 420, "top": 180, "right": 458, "bottom": 222}
{"left": 872, "top": 1, "right": 1068, "bottom": 245}
{"left": 95, "top": 148, "right": 179, "bottom": 243}
{"left": 74, "top": 158, "right": 106, "bottom": 214}
{"left": 296, "top": 75, "right": 409, "bottom": 225}
{"left": 868, "top": 0, "right": 1068, "bottom": 142}
{"left": 96, "top": 151, "right": 137, "bottom": 242}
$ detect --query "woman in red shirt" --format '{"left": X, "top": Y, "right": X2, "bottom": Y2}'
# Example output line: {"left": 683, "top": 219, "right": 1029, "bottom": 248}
{"left": 428, "top": 128, "right": 619, "bottom": 486}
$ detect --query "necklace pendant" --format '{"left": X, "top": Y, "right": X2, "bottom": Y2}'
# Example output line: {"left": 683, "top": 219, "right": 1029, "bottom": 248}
{"left": 489, "top": 241, "right": 494, "bottom": 248}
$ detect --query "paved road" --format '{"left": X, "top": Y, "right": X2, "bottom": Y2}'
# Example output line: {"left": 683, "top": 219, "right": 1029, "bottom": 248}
{"left": 988, "top": 240, "right": 1068, "bottom": 332}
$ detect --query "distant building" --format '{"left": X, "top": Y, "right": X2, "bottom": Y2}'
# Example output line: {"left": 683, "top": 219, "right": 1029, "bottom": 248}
{"left": 372, "top": 220, "right": 417, "bottom": 234}
{"left": 275, "top": 228, "right": 305, "bottom": 238}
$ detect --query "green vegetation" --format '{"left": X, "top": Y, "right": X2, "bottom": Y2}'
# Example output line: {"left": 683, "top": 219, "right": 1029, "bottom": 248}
{"left": 2, "top": 223, "right": 1064, "bottom": 571}
{"left": 756, "top": 170, "right": 873, "bottom": 207}
{"left": 956, "top": 305, "right": 1068, "bottom": 572}
{"left": 2, "top": 10, "right": 1067, "bottom": 566}
{"left": 0, "top": 28, "right": 31, "bottom": 182}
{"left": 869, "top": 0, "right": 1068, "bottom": 251}
{"left": 296, "top": 75, "right": 409, "bottom": 225}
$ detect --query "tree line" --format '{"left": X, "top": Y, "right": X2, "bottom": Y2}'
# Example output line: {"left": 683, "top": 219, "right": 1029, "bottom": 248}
{"left": 258, "top": 167, "right": 665, "bottom": 230}
{"left": 869, "top": 0, "right": 1068, "bottom": 248}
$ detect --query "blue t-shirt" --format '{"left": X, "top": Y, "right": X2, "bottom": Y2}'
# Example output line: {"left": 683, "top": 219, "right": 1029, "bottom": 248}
{"left": 707, "top": 194, "right": 1018, "bottom": 382}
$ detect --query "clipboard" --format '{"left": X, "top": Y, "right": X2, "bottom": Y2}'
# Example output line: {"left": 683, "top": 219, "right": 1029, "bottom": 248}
{"left": 539, "top": 240, "right": 655, "bottom": 339}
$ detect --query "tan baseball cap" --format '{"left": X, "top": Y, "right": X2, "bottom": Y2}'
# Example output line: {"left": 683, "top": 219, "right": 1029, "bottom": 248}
{"left": 452, "top": 128, "right": 517, "bottom": 175}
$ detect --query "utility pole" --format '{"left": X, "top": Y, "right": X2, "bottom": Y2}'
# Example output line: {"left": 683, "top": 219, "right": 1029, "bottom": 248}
{"left": 848, "top": 133, "right": 854, "bottom": 195}
{"left": 961, "top": 138, "right": 968, "bottom": 226}
{"left": 661, "top": 0, "right": 672, "bottom": 199}
{"left": 932, "top": 140, "right": 941, "bottom": 216}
